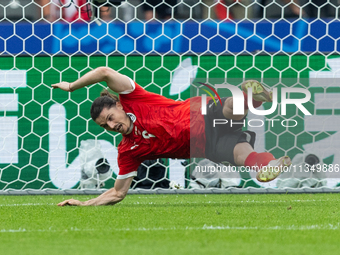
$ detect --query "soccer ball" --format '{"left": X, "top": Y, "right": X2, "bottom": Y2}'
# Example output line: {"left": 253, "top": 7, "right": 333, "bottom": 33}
{"left": 80, "top": 158, "right": 112, "bottom": 189}
{"left": 79, "top": 140, "right": 112, "bottom": 189}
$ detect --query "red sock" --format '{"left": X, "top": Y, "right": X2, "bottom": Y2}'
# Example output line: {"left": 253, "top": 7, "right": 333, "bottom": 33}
{"left": 244, "top": 152, "right": 275, "bottom": 171}
{"left": 243, "top": 92, "right": 263, "bottom": 110}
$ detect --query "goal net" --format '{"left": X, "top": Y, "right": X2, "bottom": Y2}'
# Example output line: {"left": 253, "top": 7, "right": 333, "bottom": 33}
{"left": 0, "top": 0, "right": 340, "bottom": 194}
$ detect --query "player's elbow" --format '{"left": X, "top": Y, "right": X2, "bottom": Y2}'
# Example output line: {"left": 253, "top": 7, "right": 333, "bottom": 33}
{"left": 115, "top": 190, "right": 127, "bottom": 202}
{"left": 95, "top": 67, "right": 117, "bottom": 81}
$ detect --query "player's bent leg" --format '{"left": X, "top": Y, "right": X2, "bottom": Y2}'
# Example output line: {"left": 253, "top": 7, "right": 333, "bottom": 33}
{"left": 222, "top": 80, "right": 272, "bottom": 120}
{"left": 234, "top": 143, "right": 292, "bottom": 182}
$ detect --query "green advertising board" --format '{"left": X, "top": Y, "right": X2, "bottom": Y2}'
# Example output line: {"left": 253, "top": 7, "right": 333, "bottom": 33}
{"left": 0, "top": 54, "right": 339, "bottom": 190}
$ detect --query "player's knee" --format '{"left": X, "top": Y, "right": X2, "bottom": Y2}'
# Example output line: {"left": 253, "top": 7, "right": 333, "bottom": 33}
{"left": 222, "top": 98, "right": 233, "bottom": 118}
{"left": 223, "top": 97, "right": 232, "bottom": 110}
{"left": 222, "top": 98, "right": 247, "bottom": 120}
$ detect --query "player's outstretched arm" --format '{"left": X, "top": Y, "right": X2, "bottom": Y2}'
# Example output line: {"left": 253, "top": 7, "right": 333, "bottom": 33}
{"left": 51, "top": 67, "right": 133, "bottom": 93}
{"left": 57, "top": 176, "right": 134, "bottom": 206}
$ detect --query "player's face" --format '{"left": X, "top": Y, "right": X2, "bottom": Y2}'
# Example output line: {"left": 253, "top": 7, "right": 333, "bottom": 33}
{"left": 95, "top": 103, "right": 132, "bottom": 134}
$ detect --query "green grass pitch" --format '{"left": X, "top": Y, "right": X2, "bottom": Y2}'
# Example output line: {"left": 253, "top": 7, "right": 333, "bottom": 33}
{"left": 1, "top": 193, "right": 340, "bottom": 255}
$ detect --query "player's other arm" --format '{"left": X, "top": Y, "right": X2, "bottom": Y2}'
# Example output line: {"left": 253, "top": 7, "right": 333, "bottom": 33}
{"left": 51, "top": 67, "right": 133, "bottom": 94}
{"left": 57, "top": 176, "right": 134, "bottom": 206}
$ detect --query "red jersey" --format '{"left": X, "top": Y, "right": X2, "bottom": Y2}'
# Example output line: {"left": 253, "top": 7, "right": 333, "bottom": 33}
{"left": 117, "top": 80, "right": 206, "bottom": 179}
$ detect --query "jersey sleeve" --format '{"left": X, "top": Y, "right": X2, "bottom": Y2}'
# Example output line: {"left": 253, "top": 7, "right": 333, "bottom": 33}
{"left": 119, "top": 81, "right": 149, "bottom": 103}
{"left": 117, "top": 151, "right": 141, "bottom": 179}
{"left": 118, "top": 77, "right": 136, "bottom": 95}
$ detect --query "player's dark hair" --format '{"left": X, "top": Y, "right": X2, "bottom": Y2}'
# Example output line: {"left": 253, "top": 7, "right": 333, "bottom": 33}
{"left": 90, "top": 90, "right": 120, "bottom": 121}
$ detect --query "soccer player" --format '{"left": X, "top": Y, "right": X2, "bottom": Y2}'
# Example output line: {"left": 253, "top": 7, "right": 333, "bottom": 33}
{"left": 53, "top": 67, "right": 291, "bottom": 206}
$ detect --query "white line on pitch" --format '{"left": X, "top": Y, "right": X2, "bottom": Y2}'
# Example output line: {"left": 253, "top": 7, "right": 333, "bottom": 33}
{"left": 0, "top": 203, "right": 55, "bottom": 207}
{"left": 131, "top": 199, "right": 332, "bottom": 205}
{"left": 2, "top": 223, "right": 340, "bottom": 233}
{"left": 0, "top": 199, "right": 333, "bottom": 207}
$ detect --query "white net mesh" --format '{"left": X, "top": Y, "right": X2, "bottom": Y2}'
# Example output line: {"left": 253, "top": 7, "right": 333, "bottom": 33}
{"left": 0, "top": 0, "right": 340, "bottom": 193}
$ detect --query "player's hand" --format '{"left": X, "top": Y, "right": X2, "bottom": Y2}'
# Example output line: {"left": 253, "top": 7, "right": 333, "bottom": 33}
{"left": 51, "top": 82, "right": 73, "bottom": 92}
{"left": 58, "top": 199, "right": 84, "bottom": 206}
